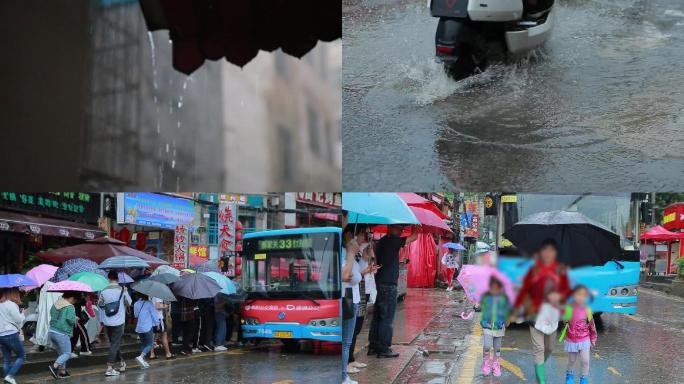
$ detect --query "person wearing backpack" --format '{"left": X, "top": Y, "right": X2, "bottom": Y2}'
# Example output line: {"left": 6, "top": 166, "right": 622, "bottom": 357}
{"left": 48, "top": 292, "right": 80, "bottom": 379}
{"left": 558, "top": 285, "right": 597, "bottom": 384}
{"left": 98, "top": 271, "right": 131, "bottom": 377}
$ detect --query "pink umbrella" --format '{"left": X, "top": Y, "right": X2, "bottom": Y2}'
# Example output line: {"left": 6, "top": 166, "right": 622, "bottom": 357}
{"left": 47, "top": 280, "right": 93, "bottom": 293}
{"left": 20, "top": 264, "right": 59, "bottom": 291}
{"left": 456, "top": 265, "right": 515, "bottom": 304}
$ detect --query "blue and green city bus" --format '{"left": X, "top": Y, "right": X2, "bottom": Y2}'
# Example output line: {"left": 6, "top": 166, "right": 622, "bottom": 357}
{"left": 240, "top": 227, "right": 341, "bottom": 343}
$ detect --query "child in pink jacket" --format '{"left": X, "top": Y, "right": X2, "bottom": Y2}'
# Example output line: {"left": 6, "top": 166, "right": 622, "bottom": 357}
{"left": 560, "top": 285, "right": 597, "bottom": 384}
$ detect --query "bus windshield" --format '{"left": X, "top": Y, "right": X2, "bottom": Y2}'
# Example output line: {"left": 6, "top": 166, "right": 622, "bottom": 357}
{"left": 241, "top": 231, "right": 340, "bottom": 300}
{"left": 498, "top": 193, "right": 636, "bottom": 253}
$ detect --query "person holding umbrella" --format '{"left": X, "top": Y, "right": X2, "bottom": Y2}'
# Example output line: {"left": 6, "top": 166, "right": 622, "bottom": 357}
{"left": 133, "top": 294, "right": 161, "bottom": 369}
{"left": 511, "top": 239, "right": 570, "bottom": 384}
{"left": 0, "top": 288, "right": 27, "bottom": 384}
{"left": 440, "top": 244, "right": 463, "bottom": 291}
{"left": 368, "top": 225, "right": 417, "bottom": 359}
{"left": 48, "top": 291, "right": 81, "bottom": 379}
{"left": 98, "top": 271, "right": 132, "bottom": 377}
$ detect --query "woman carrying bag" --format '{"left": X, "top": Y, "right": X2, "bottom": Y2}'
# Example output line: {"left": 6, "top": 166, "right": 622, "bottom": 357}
{"left": 511, "top": 239, "right": 570, "bottom": 384}
{"left": 341, "top": 226, "right": 362, "bottom": 384}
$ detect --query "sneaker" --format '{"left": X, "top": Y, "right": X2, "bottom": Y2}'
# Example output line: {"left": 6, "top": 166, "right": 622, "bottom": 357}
{"left": 4, "top": 375, "right": 17, "bottom": 384}
{"left": 80, "top": 350, "right": 93, "bottom": 356}
{"left": 135, "top": 355, "right": 149, "bottom": 369}
{"left": 481, "top": 356, "right": 492, "bottom": 376}
{"left": 199, "top": 345, "right": 211, "bottom": 352}
{"left": 492, "top": 358, "right": 501, "bottom": 377}
{"left": 48, "top": 365, "right": 59, "bottom": 379}
{"left": 566, "top": 370, "right": 574, "bottom": 384}
{"left": 119, "top": 361, "right": 127, "bottom": 372}
{"left": 350, "top": 362, "right": 367, "bottom": 368}
{"left": 192, "top": 348, "right": 201, "bottom": 353}
{"left": 342, "top": 377, "right": 358, "bottom": 384}
{"left": 347, "top": 365, "right": 360, "bottom": 374}
{"left": 70, "top": 352, "right": 79, "bottom": 358}
{"left": 105, "top": 368, "right": 120, "bottom": 376}
{"left": 579, "top": 376, "right": 589, "bottom": 384}
{"left": 214, "top": 345, "right": 228, "bottom": 351}
{"left": 376, "top": 349, "right": 399, "bottom": 358}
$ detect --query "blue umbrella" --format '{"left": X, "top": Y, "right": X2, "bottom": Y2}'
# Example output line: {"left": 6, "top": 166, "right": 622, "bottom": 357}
{"left": 193, "top": 261, "right": 220, "bottom": 273}
{"left": 99, "top": 256, "right": 150, "bottom": 269}
{"left": 53, "top": 258, "right": 106, "bottom": 282}
{"left": 442, "top": 242, "right": 466, "bottom": 251}
{"left": 342, "top": 193, "right": 420, "bottom": 224}
{"left": 0, "top": 274, "right": 37, "bottom": 288}
{"left": 202, "top": 272, "right": 237, "bottom": 295}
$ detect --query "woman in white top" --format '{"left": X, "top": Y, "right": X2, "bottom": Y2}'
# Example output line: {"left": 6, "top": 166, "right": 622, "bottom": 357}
{"left": 441, "top": 250, "right": 460, "bottom": 291}
{"left": 341, "top": 226, "right": 361, "bottom": 384}
{"left": 0, "top": 288, "right": 26, "bottom": 384}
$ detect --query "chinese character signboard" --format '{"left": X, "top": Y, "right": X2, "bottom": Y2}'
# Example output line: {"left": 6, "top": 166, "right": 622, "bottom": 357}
{"left": 217, "top": 202, "right": 237, "bottom": 276}
{"left": 663, "top": 203, "right": 684, "bottom": 231}
{"left": 188, "top": 244, "right": 209, "bottom": 266}
{"left": 0, "top": 192, "right": 100, "bottom": 222}
{"left": 173, "top": 225, "right": 189, "bottom": 269}
{"left": 117, "top": 193, "right": 194, "bottom": 229}
{"left": 296, "top": 192, "right": 342, "bottom": 208}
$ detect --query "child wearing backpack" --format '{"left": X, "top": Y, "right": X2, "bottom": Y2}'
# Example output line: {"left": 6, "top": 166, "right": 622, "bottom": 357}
{"left": 480, "top": 276, "right": 511, "bottom": 377}
{"left": 559, "top": 285, "right": 597, "bottom": 384}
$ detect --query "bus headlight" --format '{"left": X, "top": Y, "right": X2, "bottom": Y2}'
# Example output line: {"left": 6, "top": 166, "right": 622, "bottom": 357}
{"left": 242, "top": 317, "right": 260, "bottom": 325}
{"left": 309, "top": 317, "right": 340, "bottom": 327}
{"left": 607, "top": 285, "right": 638, "bottom": 296}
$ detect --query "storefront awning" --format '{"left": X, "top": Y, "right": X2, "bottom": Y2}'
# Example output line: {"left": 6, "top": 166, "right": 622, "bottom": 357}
{"left": 0, "top": 210, "right": 106, "bottom": 240}
{"left": 139, "top": 0, "right": 342, "bottom": 74}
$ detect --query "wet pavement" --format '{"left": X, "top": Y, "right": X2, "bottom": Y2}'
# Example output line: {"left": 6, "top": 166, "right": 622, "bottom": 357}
{"left": 19, "top": 342, "right": 339, "bottom": 384}
{"left": 351, "top": 287, "right": 684, "bottom": 383}
{"left": 343, "top": 0, "right": 684, "bottom": 191}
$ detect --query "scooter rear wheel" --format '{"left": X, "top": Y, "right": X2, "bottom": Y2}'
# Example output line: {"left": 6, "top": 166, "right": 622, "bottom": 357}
{"left": 444, "top": 44, "right": 486, "bottom": 81}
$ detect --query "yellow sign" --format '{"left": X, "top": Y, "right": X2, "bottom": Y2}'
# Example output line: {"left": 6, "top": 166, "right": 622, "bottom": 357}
{"left": 501, "top": 195, "right": 517, "bottom": 203}
{"left": 255, "top": 253, "right": 267, "bottom": 260}
{"left": 274, "top": 331, "right": 293, "bottom": 338}
{"left": 663, "top": 212, "right": 676, "bottom": 224}
{"left": 484, "top": 196, "right": 494, "bottom": 209}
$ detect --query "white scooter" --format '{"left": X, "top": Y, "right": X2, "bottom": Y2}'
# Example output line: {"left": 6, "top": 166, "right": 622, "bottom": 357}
{"left": 430, "top": 0, "right": 556, "bottom": 79}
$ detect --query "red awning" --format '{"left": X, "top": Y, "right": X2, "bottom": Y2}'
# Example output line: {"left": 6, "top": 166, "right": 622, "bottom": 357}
{"left": 313, "top": 212, "right": 339, "bottom": 222}
{"left": 640, "top": 225, "right": 684, "bottom": 242}
{"left": 139, "top": 0, "right": 342, "bottom": 74}
{"left": 0, "top": 210, "right": 105, "bottom": 240}
{"left": 38, "top": 237, "right": 168, "bottom": 267}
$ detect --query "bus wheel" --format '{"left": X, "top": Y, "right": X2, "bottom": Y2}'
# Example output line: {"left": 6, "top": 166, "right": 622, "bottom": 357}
{"left": 281, "top": 339, "right": 301, "bottom": 352}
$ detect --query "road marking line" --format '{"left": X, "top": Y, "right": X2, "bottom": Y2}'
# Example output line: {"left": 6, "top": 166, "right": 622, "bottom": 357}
{"left": 456, "top": 323, "right": 482, "bottom": 384}
{"left": 624, "top": 314, "right": 643, "bottom": 322}
{"left": 594, "top": 352, "right": 601, "bottom": 360}
{"left": 499, "top": 358, "right": 526, "bottom": 381}
{"left": 608, "top": 367, "right": 622, "bottom": 377}
{"left": 500, "top": 347, "right": 519, "bottom": 351}
{"left": 272, "top": 380, "right": 295, "bottom": 384}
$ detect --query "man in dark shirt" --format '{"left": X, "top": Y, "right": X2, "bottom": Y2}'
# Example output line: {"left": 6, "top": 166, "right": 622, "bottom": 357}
{"left": 368, "top": 225, "right": 418, "bottom": 358}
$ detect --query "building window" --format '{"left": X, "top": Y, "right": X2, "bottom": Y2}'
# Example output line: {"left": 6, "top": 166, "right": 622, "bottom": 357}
{"left": 278, "top": 125, "right": 294, "bottom": 180}
{"left": 307, "top": 106, "right": 321, "bottom": 157}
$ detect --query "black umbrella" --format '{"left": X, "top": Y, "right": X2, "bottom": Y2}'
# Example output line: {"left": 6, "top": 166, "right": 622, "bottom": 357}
{"left": 131, "top": 280, "right": 177, "bottom": 302}
{"left": 502, "top": 210, "right": 621, "bottom": 267}
{"left": 171, "top": 273, "right": 222, "bottom": 299}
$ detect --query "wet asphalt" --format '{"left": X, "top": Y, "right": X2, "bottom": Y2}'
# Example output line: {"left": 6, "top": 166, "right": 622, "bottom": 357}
{"left": 19, "top": 342, "right": 340, "bottom": 384}
{"left": 350, "top": 287, "right": 684, "bottom": 383}
{"left": 343, "top": 0, "right": 684, "bottom": 191}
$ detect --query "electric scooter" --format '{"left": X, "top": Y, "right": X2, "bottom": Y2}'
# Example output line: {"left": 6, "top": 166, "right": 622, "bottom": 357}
{"left": 430, "top": 0, "right": 556, "bottom": 79}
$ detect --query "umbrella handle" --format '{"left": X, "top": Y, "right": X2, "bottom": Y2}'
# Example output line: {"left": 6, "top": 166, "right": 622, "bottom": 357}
{"left": 460, "top": 311, "right": 474, "bottom": 320}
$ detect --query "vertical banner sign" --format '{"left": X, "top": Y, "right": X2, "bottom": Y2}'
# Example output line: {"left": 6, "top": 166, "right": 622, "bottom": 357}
{"left": 217, "top": 202, "right": 237, "bottom": 276}
{"left": 173, "top": 225, "right": 189, "bottom": 269}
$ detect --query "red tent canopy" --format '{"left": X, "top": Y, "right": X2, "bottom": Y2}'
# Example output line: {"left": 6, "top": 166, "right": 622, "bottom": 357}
{"left": 139, "top": 0, "right": 342, "bottom": 74}
{"left": 640, "top": 225, "right": 684, "bottom": 242}
{"left": 38, "top": 237, "right": 169, "bottom": 267}
{"left": 397, "top": 192, "right": 448, "bottom": 219}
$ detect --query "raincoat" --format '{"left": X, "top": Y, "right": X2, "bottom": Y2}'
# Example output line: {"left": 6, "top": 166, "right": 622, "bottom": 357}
{"left": 480, "top": 293, "right": 510, "bottom": 337}
{"left": 32, "top": 280, "right": 62, "bottom": 348}
{"left": 563, "top": 305, "right": 597, "bottom": 345}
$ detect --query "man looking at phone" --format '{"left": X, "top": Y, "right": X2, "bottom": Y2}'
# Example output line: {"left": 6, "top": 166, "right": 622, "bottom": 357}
{"left": 368, "top": 225, "right": 418, "bottom": 358}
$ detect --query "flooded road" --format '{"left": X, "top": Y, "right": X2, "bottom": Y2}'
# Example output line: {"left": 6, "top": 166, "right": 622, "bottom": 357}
{"left": 343, "top": 0, "right": 684, "bottom": 191}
